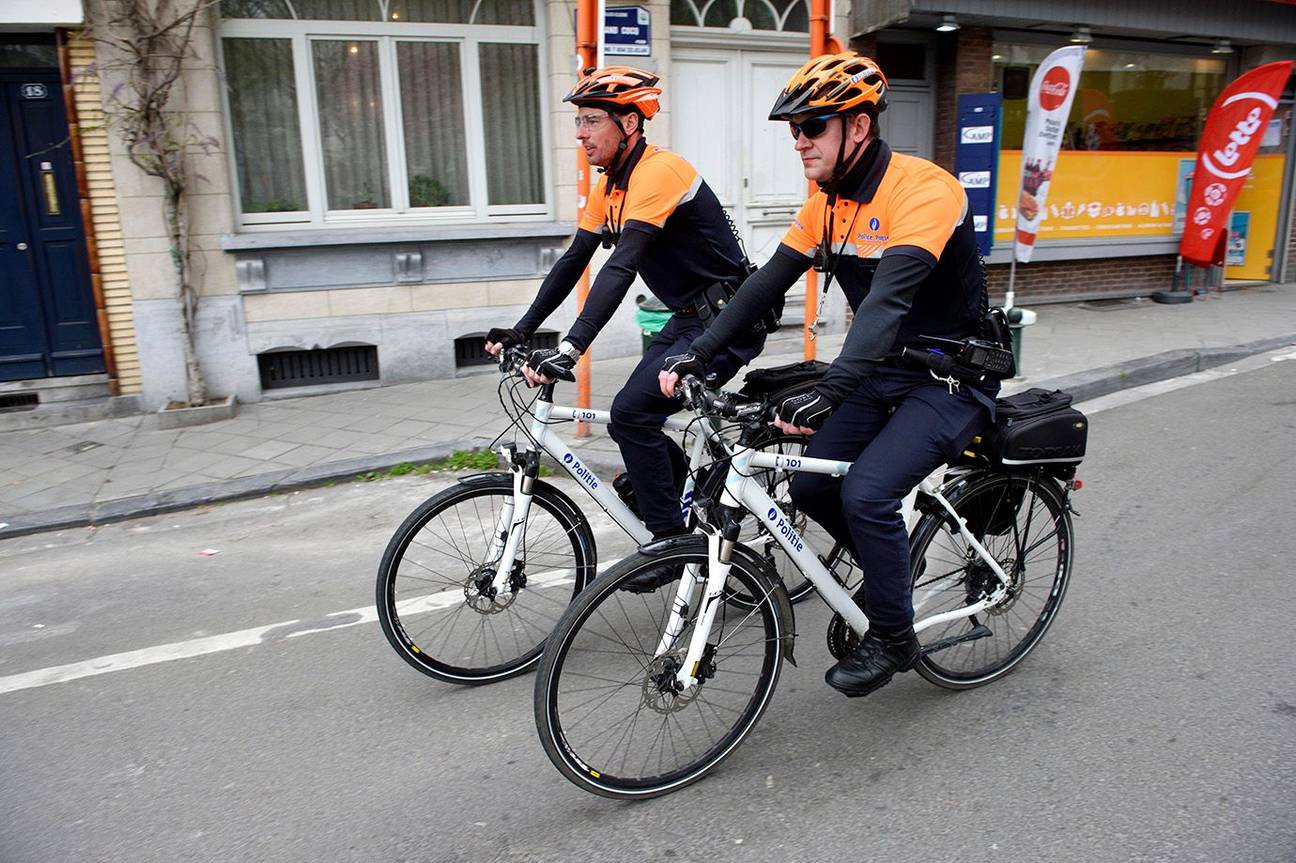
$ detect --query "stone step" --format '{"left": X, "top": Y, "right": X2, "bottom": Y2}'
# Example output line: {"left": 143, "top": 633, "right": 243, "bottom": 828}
{"left": 0, "top": 393, "right": 141, "bottom": 432}
{"left": 0, "top": 373, "right": 113, "bottom": 404}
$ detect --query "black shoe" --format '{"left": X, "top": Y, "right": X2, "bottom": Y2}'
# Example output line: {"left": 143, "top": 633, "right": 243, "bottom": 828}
{"left": 825, "top": 628, "right": 921, "bottom": 698}
{"left": 619, "top": 561, "right": 685, "bottom": 594}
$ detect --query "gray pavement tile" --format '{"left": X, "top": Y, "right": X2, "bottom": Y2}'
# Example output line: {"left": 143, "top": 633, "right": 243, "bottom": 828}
{"left": 348, "top": 434, "right": 409, "bottom": 455}
{"left": 66, "top": 445, "right": 127, "bottom": 470}
{"left": 340, "top": 415, "right": 399, "bottom": 434}
{"left": 273, "top": 444, "right": 341, "bottom": 467}
{"left": 224, "top": 439, "right": 301, "bottom": 461}
{"left": 381, "top": 419, "right": 436, "bottom": 438}
{"left": 311, "top": 428, "right": 369, "bottom": 449}
{"left": 171, "top": 430, "right": 239, "bottom": 452}
{"left": 270, "top": 426, "right": 333, "bottom": 446}
{"left": 186, "top": 454, "right": 273, "bottom": 480}
{"left": 161, "top": 450, "right": 230, "bottom": 474}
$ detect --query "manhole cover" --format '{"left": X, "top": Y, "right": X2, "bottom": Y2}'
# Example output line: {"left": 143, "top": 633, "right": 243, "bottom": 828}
{"left": 68, "top": 441, "right": 103, "bottom": 454}
{"left": 1078, "top": 298, "right": 1148, "bottom": 312}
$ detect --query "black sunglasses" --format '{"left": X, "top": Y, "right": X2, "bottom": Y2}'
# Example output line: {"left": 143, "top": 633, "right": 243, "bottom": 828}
{"left": 789, "top": 114, "right": 838, "bottom": 140}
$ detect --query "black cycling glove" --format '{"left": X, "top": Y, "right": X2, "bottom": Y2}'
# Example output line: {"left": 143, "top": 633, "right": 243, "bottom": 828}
{"left": 775, "top": 387, "right": 837, "bottom": 431}
{"left": 660, "top": 352, "right": 706, "bottom": 382}
{"left": 526, "top": 347, "right": 577, "bottom": 382}
{"left": 485, "top": 326, "right": 529, "bottom": 349}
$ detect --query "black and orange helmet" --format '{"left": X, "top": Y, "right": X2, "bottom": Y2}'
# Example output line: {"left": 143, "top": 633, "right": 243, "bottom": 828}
{"left": 564, "top": 66, "right": 662, "bottom": 119}
{"left": 769, "top": 52, "right": 888, "bottom": 120}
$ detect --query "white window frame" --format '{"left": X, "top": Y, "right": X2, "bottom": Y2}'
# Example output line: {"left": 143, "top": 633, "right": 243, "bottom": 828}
{"left": 217, "top": 9, "right": 553, "bottom": 230}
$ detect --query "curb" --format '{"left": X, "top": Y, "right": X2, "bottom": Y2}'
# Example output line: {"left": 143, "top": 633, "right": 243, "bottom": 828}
{"left": 3, "top": 332, "right": 1294, "bottom": 541}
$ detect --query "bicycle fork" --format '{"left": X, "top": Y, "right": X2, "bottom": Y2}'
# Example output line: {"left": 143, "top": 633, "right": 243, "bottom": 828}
{"left": 486, "top": 444, "right": 541, "bottom": 598}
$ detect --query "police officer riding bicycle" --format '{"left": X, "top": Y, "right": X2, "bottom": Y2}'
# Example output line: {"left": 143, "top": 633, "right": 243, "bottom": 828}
{"left": 485, "top": 66, "right": 765, "bottom": 584}
{"left": 659, "top": 53, "right": 1001, "bottom": 698}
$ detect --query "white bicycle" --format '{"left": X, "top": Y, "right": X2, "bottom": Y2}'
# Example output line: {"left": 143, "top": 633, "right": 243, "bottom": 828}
{"left": 375, "top": 349, "right": 836, "bottom": 685}
{"left": 533, "top": 375, "right": 1080, "bottom": 798}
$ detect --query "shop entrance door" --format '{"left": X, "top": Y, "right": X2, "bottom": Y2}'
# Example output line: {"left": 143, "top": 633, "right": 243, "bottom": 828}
{"left": 0, "top": 69, "right": 104, "bottom": 382}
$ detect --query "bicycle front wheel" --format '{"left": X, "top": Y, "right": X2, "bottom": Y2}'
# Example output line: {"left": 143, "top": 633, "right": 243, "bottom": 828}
{"left": 534, "top": 539, "right": 786, "bottom": 799}
{"left": 908, "top": 472, "right": 1074, "bottom": 690}
{"left": 377, "top": 476, "right": 596, "bottom": 685}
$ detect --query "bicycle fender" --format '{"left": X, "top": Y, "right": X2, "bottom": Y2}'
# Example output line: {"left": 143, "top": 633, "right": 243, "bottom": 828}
{"left": 637, "top": 535, "right": 798, "bottom": 667}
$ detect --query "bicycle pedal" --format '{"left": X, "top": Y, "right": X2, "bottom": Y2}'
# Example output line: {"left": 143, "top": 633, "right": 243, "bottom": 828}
{"left": 919, "top": 623, "right": 993, "bottom": 656}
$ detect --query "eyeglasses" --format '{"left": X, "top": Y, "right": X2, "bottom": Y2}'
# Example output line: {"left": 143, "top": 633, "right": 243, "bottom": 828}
{"left": 573, "top": 113, "right": 611, "bottom": 130}
{"left": 789, "top": 114, "right": 838, "bottom": 140}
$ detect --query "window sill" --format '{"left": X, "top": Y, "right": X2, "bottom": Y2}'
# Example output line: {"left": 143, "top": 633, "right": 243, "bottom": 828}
{"left": 985, "top": 236, "right": 1182, "bottom": 264}
{"left": 221, "top": 220, "right": 576, "bottom": 252}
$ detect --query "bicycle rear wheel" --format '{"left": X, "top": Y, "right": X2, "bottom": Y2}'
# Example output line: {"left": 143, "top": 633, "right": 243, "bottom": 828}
{"left": 534, "top": 539, "right": 785, "bottom": 799}
{"left": 377, "top": 476, "right": 596, "bottom": 684}
{"left": 908, "top": 472, "right": 1074, "bottom": 690}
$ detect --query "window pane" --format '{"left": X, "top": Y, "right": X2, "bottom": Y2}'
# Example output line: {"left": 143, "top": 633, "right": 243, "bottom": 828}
{"left": 294, "top": 0, "right": 380, "bottom": 20}
{"left": 389, "top": 0, "right": 534, "bottom": 24}
{"left": 398, "top": 42, "right": 469, "bottom": 207}
{"left": 219, "top": 0, "right": 294, "bottom": 18}
{"left": 0, "top": 36, "right": 57, "bottom": 67}
{"left": 480, "top": 43, "right": 544, "bottom": 206}
{"left": 313, "top": 40, "right": 390, "bottom": 209}
{"left": 671, "top": 0, "right": 704, "bottom": 26}
{"left": 224, "top": 39, "right": 308, "bottom": 213}
{"left": 994, "top": 45, "right": 1227, "bottom": 152}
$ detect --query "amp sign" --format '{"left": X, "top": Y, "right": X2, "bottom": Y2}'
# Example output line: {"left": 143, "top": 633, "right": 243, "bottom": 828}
{"left": 954, "top": 93, "right": 1002, "bottom": 255}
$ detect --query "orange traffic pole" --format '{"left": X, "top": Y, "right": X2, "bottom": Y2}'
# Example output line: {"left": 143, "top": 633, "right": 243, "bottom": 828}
{"left": 804, "top": 0, "right": 830, "bottom": 361}
{"left": 573, "top": 0, "right": 599, "bottom": 436}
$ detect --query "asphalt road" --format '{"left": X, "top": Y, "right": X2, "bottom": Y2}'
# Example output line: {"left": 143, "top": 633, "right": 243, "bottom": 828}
{"left": 2, "top": 354, "right": 1294, "bottom": 863}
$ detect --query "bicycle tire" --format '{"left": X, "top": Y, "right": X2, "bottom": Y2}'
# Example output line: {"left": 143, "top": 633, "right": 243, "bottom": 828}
{"left": 908, "top": 471, "right": 1074, "bottom": 690}
{"left": 377, "top": 475, "right": 597, "bottom": 684}
{"left": 534, "top": 538, "right": 786, "bottom": 799}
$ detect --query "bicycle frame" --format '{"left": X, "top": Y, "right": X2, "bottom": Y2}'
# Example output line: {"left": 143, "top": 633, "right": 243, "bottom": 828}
{"left": 661, "top": 424, "right": 1014, "bottom": 692}
{"left": 484, "top": 390, "right": 705, "bottom": 596}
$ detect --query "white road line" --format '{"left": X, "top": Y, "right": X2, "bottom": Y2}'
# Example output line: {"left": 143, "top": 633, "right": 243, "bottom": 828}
{"left": 0, "top": 563, "right": 615, "bottom": 696}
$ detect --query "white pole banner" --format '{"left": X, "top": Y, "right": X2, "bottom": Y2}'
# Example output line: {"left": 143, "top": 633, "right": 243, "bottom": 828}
{"left": 1015, "top": 45, "right": 1086, "bottom": 263}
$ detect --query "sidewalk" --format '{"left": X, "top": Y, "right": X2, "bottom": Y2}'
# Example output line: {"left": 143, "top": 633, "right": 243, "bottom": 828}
{"left": 2, "top": 284, "right": 1294, "bottom": 539}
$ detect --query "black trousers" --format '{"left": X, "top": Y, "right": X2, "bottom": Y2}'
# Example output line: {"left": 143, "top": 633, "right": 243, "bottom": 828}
{"left": 608, "top": 314, "right": 763, "bottom": 536}
{"left": 788, "top": 367, "right": 994, "bottom": 633}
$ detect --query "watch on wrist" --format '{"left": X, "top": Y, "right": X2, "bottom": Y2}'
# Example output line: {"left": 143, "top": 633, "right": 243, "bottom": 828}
{"left": 557, "top": 341, "right": 582, "bottom": 363}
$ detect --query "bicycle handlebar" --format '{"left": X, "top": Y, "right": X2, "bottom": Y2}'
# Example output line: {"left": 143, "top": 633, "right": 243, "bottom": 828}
{"left": 678, "top": 375, "right": 768, "bottom": 422}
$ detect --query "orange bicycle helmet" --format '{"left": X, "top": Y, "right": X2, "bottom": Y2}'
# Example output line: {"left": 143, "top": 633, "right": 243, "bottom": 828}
{"left": 769, "top": 52, "right": 888, "bottom": 120}
{"left": 564, "top": 66, "right": 662, "bottom": 119}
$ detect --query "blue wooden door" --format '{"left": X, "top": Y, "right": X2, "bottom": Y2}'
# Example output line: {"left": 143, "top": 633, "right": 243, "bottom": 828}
{"left": 0, "top": 71, "right": 105, "bottom": 381}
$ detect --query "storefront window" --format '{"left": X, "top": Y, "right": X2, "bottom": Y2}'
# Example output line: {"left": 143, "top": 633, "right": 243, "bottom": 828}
{"left": 994, "top": 44, "right": 1227, "bottom": 151}
{"left": 218, "top": 1, "right": 547, "bottom": 225}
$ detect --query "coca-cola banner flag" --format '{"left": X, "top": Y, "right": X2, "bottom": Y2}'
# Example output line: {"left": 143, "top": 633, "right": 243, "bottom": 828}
{"left": 1015, "top": 45, "right": 1086, "bottom": 263}
{"left": 1179, "top": 60, "right": 1294, "bottom": 268}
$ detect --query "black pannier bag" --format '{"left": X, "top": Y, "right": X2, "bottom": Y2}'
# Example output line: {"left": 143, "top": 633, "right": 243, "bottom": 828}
{"left": 984, "top": 388, "right": 1088, "bottom": 469}
{"left": 960, "top": 389, "right": 1087, "bottom": 536}
{"left": 738, "top": 360, "right": 830, "bottom": 402}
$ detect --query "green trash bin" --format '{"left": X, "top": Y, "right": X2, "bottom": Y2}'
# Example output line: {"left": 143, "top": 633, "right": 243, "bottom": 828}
{"left": 634, "top": 294, "right": 673, "bottom": 354}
